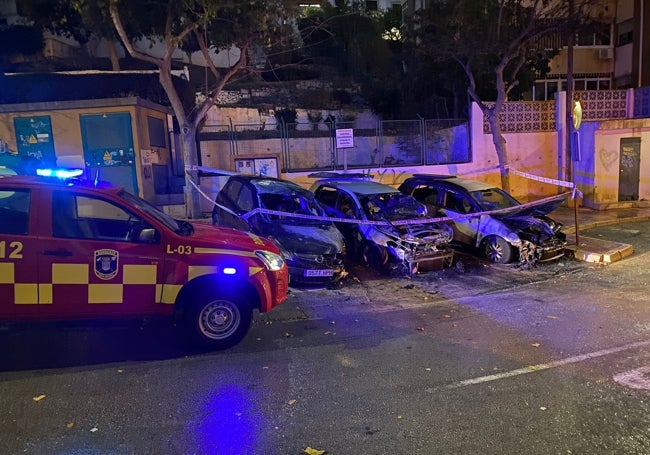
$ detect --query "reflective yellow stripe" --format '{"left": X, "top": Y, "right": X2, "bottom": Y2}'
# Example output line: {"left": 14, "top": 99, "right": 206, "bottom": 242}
{"left": 88, "top": 284, "right": 122, "bottom": 304}
{"left": 193, "top": 247, "right": 257, "bottom": 258}
{"left": 0, "top": 263, "right": 14, "bottom": 284}
{"left": 156, "top": 284, "right": 181, "bottom": 304}
{"left": 39, "top": 283, "right": 52, "bottom": 304}
{"left": 53, "top": 264, "right": 88, "bottom": 284}
{"left": 188, "top": 265, "right": 219, "bottom": 280}
{"left": 247, "top": 233, "right": 265, "bottom": 245}
{"left": 123, "top": 264, "right": 157, "bottom": 284}
{"left": 249, "top": 266, "right": 263, "bottom": 276}
{"left": 14, "top": 283, "right": 38, "bottom": 304}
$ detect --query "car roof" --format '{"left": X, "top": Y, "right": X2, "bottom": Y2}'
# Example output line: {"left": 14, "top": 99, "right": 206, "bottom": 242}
{"left": 408, "top": 174, "right": 497, "bottom": 193}
{"left": 0, "top": 174, "right": 120, "bottom": 193}
{"left": 237, "top": 176, "right": 312, "bottom": 196}
{"left": 314, "top": 178, "right": 401, "bottom": 196}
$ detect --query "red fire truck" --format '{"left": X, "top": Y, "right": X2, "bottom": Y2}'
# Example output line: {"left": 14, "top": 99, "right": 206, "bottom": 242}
{"left": 0, "top": 171, "right": 288, "bottom": 350}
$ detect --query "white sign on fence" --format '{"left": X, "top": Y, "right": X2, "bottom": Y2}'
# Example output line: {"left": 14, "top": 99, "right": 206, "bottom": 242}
{"left": 335, "top": 128, "right": 354, "bottom": 148}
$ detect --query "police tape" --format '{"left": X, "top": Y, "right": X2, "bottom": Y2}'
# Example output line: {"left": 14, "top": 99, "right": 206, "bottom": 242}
{"left": 237, "top": 191, "right": 574, "bottom": 227}
{"left": 186, "top": 169, "right": 578, "bottom": 227}
{"left": 508, "top": 167, "right": 574, "bottom": 188}
{"left": 458, "top": 166, "right": 582, "bottom": 199}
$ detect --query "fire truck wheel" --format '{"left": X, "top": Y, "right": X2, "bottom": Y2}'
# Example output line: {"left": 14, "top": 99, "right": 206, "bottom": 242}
{"left": 186, "top": 295, "right": 252, "bottom": 350}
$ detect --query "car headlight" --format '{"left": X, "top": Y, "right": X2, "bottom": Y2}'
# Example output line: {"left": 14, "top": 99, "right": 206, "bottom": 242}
{"left": 255, "top": 250, "right": 285, "bottom": 271}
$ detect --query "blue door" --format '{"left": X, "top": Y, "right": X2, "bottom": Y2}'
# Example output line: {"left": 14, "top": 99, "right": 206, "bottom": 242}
{"left": 80, "top": 113, "right": 138, "bottom": 194}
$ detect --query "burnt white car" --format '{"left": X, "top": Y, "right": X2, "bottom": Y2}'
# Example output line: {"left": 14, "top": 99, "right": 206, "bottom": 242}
{"left": 309, "top": 174, "right": 453, "bottom": 274}
{"left": 398, "top": 174, "right": 567, "bottom": 264}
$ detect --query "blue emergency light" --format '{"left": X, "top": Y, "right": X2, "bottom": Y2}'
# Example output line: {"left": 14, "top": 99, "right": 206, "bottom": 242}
{"left": 36, "top": 168, "right": 84, "bottom": 179}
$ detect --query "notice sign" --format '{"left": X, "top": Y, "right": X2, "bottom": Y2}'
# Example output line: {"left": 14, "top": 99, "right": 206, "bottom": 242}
{"left": 335, "top": 128, "right": 354, "bottom": 148}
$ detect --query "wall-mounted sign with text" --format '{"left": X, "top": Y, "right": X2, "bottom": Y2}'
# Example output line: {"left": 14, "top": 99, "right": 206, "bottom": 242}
{"left": 335, "top": 128, "right": 354, "bottom": 149}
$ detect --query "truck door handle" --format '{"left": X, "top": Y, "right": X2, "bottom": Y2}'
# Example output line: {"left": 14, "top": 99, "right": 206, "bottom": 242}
{"left": 44, "top": 249, "right": 73, "bottom": 257}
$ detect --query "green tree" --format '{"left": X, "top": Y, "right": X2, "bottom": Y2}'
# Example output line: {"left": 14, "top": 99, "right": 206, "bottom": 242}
{"left": 403, "top": 0, "right": 606, "bottom": 191}
{"left": 110, "top": 0, "right": 299, "bottom": 218}
{"left": 297, "top": 3, "right": 403, "bottom": 117}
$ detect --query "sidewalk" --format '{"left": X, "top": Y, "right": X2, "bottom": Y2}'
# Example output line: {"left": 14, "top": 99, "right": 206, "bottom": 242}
{"left": 550, "top": 206, "right": 650, "bottom": 264}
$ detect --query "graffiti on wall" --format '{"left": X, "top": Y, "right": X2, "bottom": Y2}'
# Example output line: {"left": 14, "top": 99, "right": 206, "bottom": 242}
{"left": 598, "top": 148, "right": 618, "bottom": 170}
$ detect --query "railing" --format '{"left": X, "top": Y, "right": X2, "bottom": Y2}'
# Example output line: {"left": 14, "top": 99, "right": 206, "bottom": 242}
{"left": 198, "top": 118, "right": 471, "bottom": 173}
{"left": 199, "top": 87, "right": 642, "bottom": 173}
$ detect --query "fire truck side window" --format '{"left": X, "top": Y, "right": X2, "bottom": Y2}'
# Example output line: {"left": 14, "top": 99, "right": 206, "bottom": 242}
{"left": 52, "top": 191, "right": 142, "bottom": 241}
{"left": 0, "top": 188, "right": 30, "bottom": 235}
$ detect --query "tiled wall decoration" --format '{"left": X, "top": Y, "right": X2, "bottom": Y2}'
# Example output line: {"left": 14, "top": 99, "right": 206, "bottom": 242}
{"left": 483, "top": 101, "right": 556, "bottom": 133}
{"left": 576, "top": 90, "right": 627, "bottom": 120}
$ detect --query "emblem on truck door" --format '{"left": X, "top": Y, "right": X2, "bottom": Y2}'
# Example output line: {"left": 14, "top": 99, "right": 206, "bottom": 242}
{"left": 94, "top": 249, "right": 119, "bottom": 280}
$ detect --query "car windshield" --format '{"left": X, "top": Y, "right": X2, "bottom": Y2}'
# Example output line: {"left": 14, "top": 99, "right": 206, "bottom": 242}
{"left": 469, "top": 188, "right": 520, "bottom": 211}
{"left": 117, "top": 190, "right": 193, "bottom": 236}
{"left": 257, "top": 183, "right": 327, "bottom": 225}
{"left": 360, "top": 192, "right": 425, "bottom": 221}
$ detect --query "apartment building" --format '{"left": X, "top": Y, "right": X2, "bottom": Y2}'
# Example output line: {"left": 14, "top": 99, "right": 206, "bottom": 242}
{"left": 402, "top": 0, "right": 649, "bottom": 99}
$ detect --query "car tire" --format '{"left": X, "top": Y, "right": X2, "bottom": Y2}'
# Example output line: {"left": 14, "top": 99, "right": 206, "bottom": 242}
{"left": 185, "top": 293, "right": 252, "bottom": 350}
{"left": 482, "top": 236, "right": 513, "bottom": 264}
{"left": 362, "top": 242, "right": 388, "bottom": 269}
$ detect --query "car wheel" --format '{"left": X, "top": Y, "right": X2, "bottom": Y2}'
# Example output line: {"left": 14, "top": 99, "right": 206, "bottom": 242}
{"left": 186, "top": 293, "right": 252, "bottom": 350}
{"left": 482, "top": 236, "right": 513, "bottom": 264}
{"left": 362, "top": 242, "right": 388, "bottom": 269}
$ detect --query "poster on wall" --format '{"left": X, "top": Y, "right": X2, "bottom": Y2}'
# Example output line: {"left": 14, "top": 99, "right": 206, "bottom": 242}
{"left": 13, "top": 116, "right": 57, "bottom": 173}
{"left": 235, "top": 157, "right": 279, "bottom": 178}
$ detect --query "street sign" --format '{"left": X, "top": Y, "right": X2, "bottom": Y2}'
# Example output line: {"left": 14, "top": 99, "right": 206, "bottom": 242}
{"left": 335, "top": 128, "right": 354, "bottom": 149}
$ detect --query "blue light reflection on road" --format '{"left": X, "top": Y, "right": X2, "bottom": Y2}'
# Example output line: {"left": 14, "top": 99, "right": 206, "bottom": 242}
{"left": 192, "top": 384, "right": 264, "bottom": 455}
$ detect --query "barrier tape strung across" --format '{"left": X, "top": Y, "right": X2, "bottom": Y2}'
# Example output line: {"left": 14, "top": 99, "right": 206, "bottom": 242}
{"left": 186, "top": 168, "right": 579, "bottom": 227}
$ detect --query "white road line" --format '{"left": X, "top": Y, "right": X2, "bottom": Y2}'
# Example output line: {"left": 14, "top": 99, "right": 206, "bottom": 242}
{"left": 446, "top": 339, "right": 650, "bottom": 389}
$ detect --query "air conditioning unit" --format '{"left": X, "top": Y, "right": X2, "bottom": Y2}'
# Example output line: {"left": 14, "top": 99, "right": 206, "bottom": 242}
{"left": 597, "top": 48, "right": 613, "bottom": 59}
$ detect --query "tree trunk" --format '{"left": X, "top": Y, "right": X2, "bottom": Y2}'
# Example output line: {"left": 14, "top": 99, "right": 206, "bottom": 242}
{"left": 485, "top": 109, "right": 510, "bottom": 193}
{"left": 180, "top": 125, "right": 203, "bottom": 219}
{"left": 108, "top": 40, "right": 120, "bottom": 71}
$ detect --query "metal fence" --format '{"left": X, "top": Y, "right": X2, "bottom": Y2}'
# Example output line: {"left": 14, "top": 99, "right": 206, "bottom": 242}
{"left": 198, "top": 118, "right": 471, "bottom": 173}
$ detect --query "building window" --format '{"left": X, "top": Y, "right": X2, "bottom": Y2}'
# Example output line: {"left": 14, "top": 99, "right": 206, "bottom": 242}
{"left": 617, "top": 19, "right": 633, "bottom": 46}
{"left": 532, "top": 77, "right": 612, "bottom": 100}
{"left": 576, "top": 22, "right": 611, "bottom": 46}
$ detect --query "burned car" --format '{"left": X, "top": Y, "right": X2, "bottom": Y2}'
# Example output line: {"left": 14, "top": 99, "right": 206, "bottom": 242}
{"left": 309, "top": 175, "right": 454, "bottom": 274}
{"left": 398, "top": 174, "right": 567, "bottom": 264}
{"left": 212, "top": 175, "right": 346, "bottom": 286}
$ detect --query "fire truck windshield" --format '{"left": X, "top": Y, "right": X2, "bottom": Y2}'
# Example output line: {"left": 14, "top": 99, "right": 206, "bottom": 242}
{"left": 117, "top": 189, "right": 193, "bottom": 235}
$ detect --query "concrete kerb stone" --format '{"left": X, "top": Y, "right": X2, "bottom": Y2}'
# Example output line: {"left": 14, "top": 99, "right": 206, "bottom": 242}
{"left": 563, "top": 214, "right": 650, "bottom": 264}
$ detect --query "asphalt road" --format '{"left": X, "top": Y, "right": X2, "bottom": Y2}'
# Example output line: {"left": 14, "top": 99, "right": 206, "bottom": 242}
{"left": 2, "top": 224, "right": 650, "bottom": 455}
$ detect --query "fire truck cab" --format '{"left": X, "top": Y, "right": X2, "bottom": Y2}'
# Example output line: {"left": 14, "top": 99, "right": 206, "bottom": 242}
{"left": 0, "top": 172, "right": 289, "bottom": 350}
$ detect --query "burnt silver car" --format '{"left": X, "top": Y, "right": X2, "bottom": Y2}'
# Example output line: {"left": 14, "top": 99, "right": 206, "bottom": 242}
{"left": 398, "top": 174, "right": 567, "bottom": 264}
{"left": 309, "top": 175, "right": 453, "bottom": 274}
{"left": 212, "top": 175, "right": 346, "bottom": 286}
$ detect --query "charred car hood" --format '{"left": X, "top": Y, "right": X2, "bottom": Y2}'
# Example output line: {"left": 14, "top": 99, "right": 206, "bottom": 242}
{"left": 262, "top": 222, "right": 345, "bottom": 255}
{"left": 378, "top": 222, "right": 452, "bottom": 246}
{"left": 491, "top": 195, "right": 566, "bottom": 219}
{"left": 191, "top": 223, "right": 279, "bottom": 252}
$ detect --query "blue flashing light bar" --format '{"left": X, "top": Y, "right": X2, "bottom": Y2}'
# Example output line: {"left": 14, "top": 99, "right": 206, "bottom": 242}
{"left": 36, "top": 168, "right": 84, "bottom": 179}
{"left": 223, "top": 267, "right": 237, "bottom": 275}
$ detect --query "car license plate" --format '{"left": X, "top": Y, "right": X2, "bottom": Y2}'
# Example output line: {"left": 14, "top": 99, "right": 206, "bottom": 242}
{"left": 304, "top": 269, "right": 334, "bottom": 277}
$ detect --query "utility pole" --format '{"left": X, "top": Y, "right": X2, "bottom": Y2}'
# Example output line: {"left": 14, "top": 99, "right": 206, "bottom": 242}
{"left": 565, "top": 0, "right": 579, "bottom": 245}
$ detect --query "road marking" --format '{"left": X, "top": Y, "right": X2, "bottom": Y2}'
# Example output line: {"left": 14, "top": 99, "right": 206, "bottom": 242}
{"left": 446, "top": 339, "right": 650, "bottom": 389}
{"left": 613, "top": 366, "right": 650, "bottom": 390}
